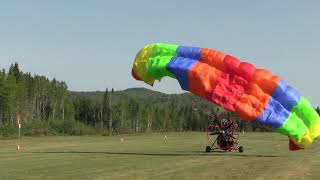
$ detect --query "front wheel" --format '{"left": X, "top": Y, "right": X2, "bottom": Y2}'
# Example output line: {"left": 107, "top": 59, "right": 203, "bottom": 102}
{"left": 206, "top": 146, "right": 211, "bottom": 152}
{"left": 239, "top": 146, "right": 244, "bottom": 153}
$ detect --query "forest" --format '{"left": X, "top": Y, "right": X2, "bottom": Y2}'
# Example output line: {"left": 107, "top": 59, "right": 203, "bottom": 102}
{"left": 1, "top": 63, "right": 318, "bottom": 137}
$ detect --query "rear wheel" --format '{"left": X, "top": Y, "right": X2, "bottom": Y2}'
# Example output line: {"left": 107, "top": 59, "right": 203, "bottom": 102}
{"left": 206, "top": 146, "right": 211, "bottom": 152}
{"left": 239, "top": 146, "right": 244, "bottom": 153}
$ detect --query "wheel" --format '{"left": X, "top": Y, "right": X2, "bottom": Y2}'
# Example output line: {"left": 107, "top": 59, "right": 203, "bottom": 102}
{"left": 239, "top": 146, "right": 244, "bottom": 153}
{"left": 206, "top": 146, "right": 211, "bottom": 152}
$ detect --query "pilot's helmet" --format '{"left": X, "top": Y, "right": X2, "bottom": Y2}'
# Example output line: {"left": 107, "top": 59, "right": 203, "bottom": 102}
{"left": 222, "top": 119, "right": 228, "bottom": 126}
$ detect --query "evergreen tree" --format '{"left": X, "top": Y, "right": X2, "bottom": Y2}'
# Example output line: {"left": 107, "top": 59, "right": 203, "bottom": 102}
{"left": 102, "top": 88, "right": 109, "bottom": 131}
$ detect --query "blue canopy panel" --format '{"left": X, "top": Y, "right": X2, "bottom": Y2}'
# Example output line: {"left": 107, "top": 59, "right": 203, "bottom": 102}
{"left": 177, "top": 46, "right": 202, "bottom": 60}
{"left": 167, "top": 57, "right": 198, "bottom": 91}
{"left": 256, "top": 80, "right": 301, "bottom": 128}
{"left": 256, "top": 97, "right": 290, "bottom": 128}
{"left": 272, "top": 80, "right": 301, "bottom": 111}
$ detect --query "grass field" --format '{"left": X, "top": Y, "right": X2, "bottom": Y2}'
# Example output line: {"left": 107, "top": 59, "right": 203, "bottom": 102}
{"left": 0, "top": 132, "right": 320, "bottom": 180}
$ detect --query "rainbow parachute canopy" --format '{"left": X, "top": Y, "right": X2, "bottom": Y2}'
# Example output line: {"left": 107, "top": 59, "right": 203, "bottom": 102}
{"left": 131, "top": 43, "right": 320, "bottom": 150}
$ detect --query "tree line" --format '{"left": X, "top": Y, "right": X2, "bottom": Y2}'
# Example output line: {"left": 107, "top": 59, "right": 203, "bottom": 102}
{"left": 0, "top": 63, "right": 74, "bottom": 124}
{"left": 1, "top": 63, "right": 316, "bottom": 136}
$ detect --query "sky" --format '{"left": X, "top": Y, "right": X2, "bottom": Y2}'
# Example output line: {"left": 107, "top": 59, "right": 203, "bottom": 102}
{"left": 0, "top": 0, "right": 320, "bottom": 105}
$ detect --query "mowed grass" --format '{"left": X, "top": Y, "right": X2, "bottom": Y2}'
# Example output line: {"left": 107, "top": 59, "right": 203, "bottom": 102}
{"left": 0, "top": 132, "right": 320, "bottom": 180}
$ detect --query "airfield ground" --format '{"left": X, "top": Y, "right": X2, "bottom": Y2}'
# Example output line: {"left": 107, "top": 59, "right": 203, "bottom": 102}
{"left": 0, "top": 132, "right": 319, "bottom": 179}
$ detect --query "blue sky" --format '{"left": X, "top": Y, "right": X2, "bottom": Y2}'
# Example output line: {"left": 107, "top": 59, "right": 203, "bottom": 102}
{"left": 0, "top": 0, "right": 319, "bottom": 105}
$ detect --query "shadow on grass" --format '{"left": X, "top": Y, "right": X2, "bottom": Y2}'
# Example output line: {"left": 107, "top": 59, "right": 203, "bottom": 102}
{"left": 32, "top": 151, "right": 283, "bottom": 158}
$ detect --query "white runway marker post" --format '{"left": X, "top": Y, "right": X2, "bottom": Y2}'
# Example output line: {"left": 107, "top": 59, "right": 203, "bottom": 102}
{"left": 16, "top": 113, "right": 21, "bottom": 151}
{"left": 16, "top": 114, "right": 21, "bottom": 139}
{"left": 18, "top": 123, "right": 21, "bottom": 139}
